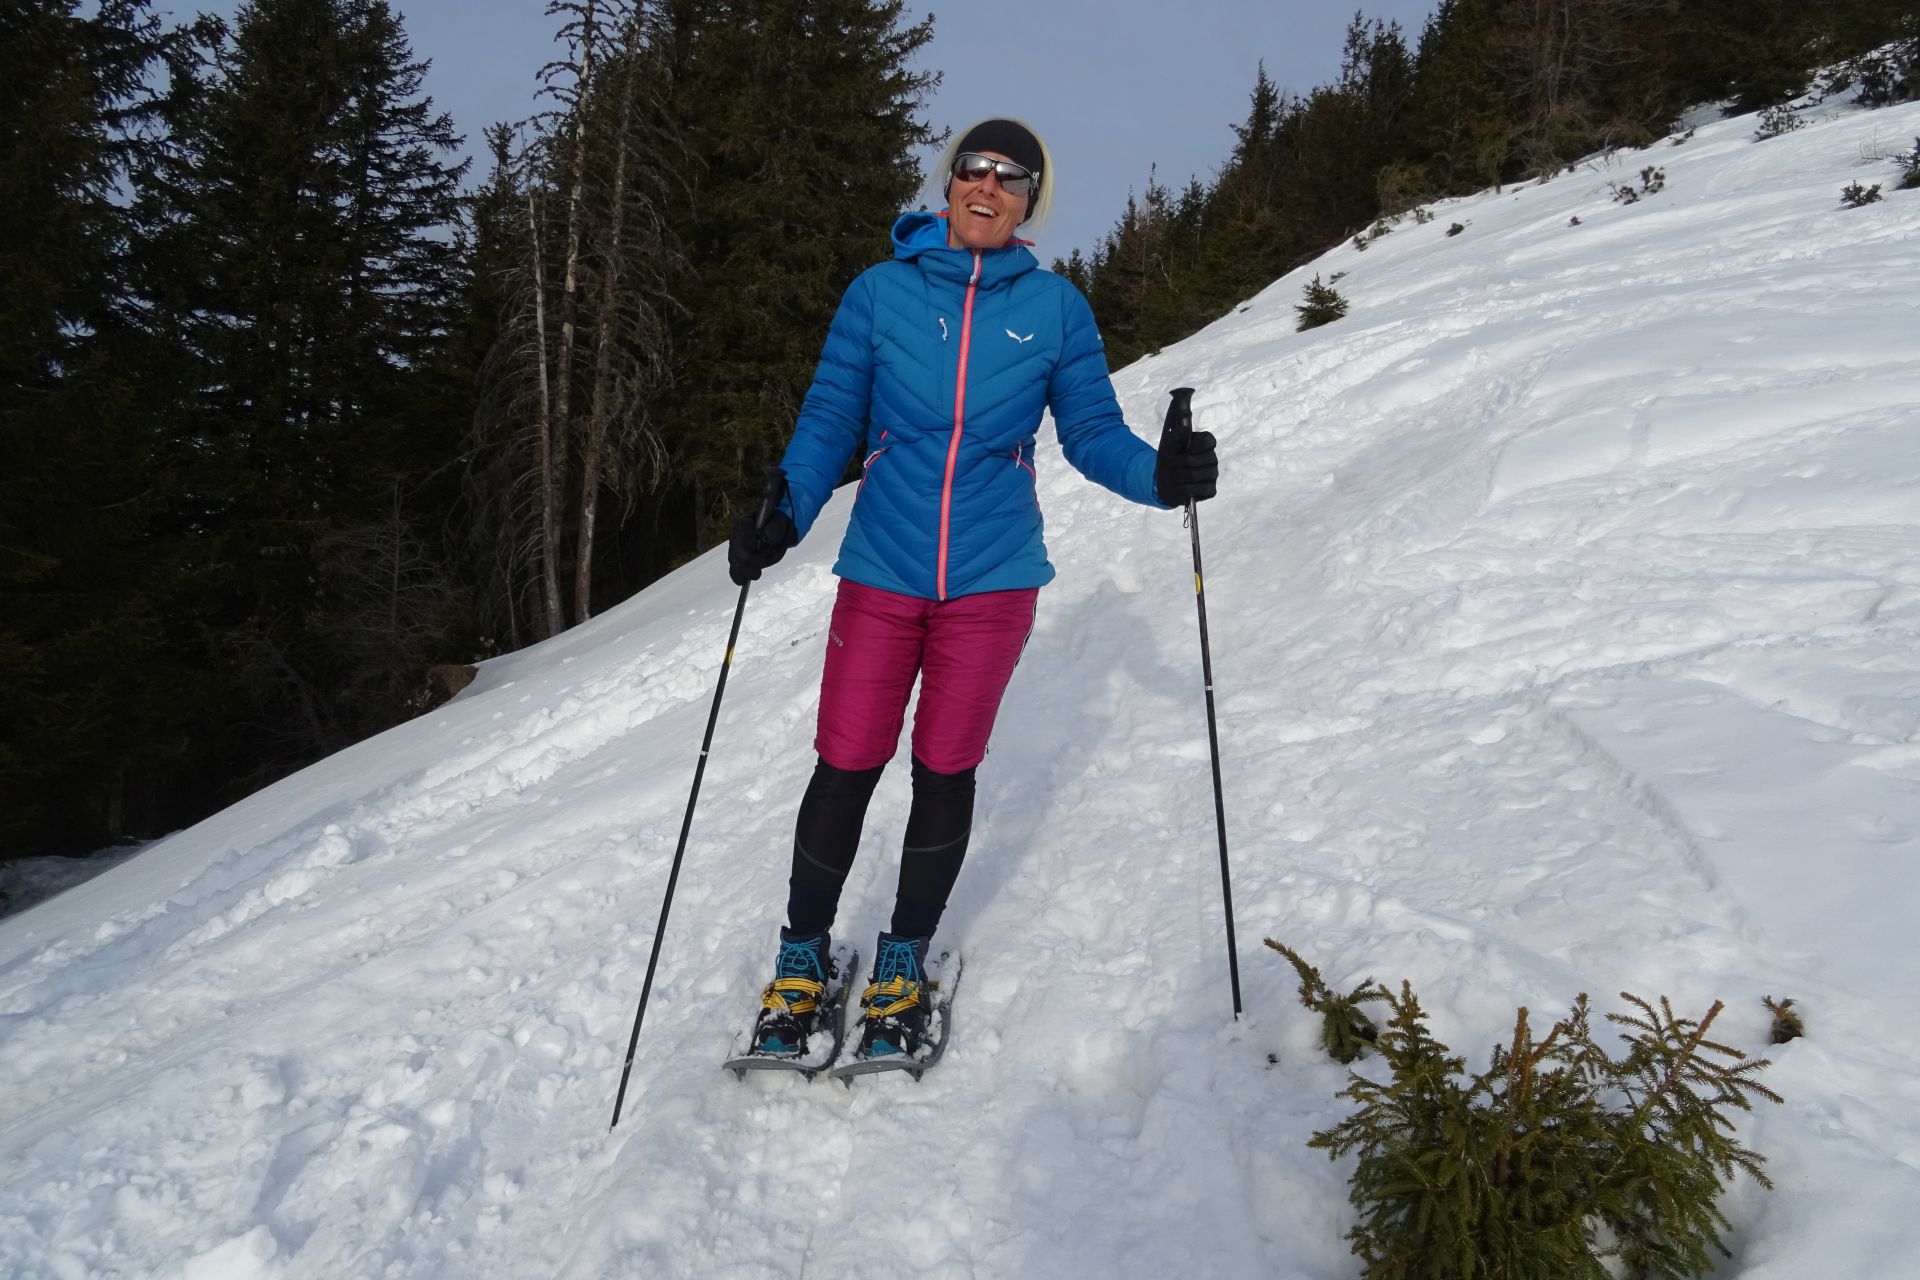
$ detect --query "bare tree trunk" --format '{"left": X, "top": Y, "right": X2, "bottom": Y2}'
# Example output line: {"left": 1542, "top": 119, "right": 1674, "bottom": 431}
{"left": 1504, "top": 0, "right": 1654, "bottom": 175}
{"left": 388, "top": 482, "right": 402, "bottom": 638}
{"left": 573, "top": 327, "right": 617, "bottom": 624}
{"left": 525, "top": 189, "right": 565, "bottom": 638}
{"left": 549, "top": 0, "right": 601, "bottom": 628}
{"left": 573, "top": 20, "right": 641, "bottom": 626}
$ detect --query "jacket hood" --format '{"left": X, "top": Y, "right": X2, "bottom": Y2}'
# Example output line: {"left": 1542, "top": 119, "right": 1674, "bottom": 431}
{"left": 891, "top": 210, "right": 952, "bottom": 261}
{"left": 890, "top": 211, "right": 1040, "bottom": 288}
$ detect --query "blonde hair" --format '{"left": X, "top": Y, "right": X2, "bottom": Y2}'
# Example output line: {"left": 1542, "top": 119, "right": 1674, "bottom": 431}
{"left": 936, "top": 118, "right": 1056, "bottom": 233}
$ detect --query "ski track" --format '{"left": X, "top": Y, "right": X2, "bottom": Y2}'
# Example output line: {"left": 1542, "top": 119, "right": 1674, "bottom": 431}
{"left": 4, "top": 98, "right": 1920, "bottom": 1278}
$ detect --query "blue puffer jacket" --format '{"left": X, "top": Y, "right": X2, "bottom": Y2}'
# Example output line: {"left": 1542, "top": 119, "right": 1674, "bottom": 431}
{"left": 779, "top": 211, "right": 1165, "bottom": 601}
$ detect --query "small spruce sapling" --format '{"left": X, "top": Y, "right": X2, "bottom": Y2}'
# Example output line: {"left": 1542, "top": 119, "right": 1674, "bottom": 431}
{"left": 1295, "top": 276, "right": 1350, "bottom": 332}
{"left": 1763, "top": 995, "right": 1804, "bottom": 1043}
{"left": 1446, "top": 222, "right": 1465, "bottom": 237}
{"left": 1841, "top": 181, "right": 1884, "bottom": 207}
{"left": 1614, "top": 167, "right": 1666, "bottom": 205}
{"left": 1266, "top": 939, "right": 1387, "bottom": 1062}
{"left": 1353, "top": 219, "right": 1392, "bottom": 252}
{"left": 1302, "top": 971, "right": 1782, "bottom": 1280}
{"left": 1898, "top": 137, "right": 1920, "bottom": 189}
{"left": 1850, "top": 46, "right": 1918, "bottom": 109}
{"left": 1756, "top": 104, "right": 1806, "bottom": 140}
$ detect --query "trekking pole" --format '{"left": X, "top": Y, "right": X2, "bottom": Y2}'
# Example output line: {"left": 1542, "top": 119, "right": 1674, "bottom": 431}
{"left": 610, "top": 466, "right": 787, "bottom": 1129}
{"left": 1165, "top": 387, "right": 1242, "bottom": 1020}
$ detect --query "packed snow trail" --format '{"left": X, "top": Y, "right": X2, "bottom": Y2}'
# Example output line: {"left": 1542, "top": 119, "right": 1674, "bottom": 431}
{"left": 4, "top": 98, "right": 1919, "bottom": 1278}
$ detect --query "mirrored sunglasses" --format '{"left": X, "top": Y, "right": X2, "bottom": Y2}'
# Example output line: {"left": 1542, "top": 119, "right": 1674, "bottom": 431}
{"left": 952, "top": 152, "right": 1038, "bottom": 198}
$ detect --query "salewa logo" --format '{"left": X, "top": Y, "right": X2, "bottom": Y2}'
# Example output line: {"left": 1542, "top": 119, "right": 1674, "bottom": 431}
{"left": 1006, "top": 328, "right": 1034, "bottom": 344}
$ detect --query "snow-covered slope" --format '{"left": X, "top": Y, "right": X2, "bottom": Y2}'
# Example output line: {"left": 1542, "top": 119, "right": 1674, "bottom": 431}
{"left": 4, "top": 99, "right": 1919, "bottom": 1279}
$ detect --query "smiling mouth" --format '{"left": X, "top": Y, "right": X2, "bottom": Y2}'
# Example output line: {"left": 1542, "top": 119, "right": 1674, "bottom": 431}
{"left": 966, "top": 203, "right": 997, "bottom": 218}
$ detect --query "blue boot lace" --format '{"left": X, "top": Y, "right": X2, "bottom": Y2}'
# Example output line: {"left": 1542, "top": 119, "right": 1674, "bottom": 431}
{"left": 778, "top": 936, "right": 827, "bottom": 982}
{"left": 756, "top": 935, "right": 829, "bottom": 1054}
{"left": 863, "top": 937, "right": 927, "bottom": 1057}
{"left": 874, "top": 937, "right": 923, "bottom": 986}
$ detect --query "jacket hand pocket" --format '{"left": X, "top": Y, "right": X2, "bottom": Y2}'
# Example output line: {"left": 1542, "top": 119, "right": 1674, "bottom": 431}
{"left": 857, "top": 441, "right": 889, "bottom": 496}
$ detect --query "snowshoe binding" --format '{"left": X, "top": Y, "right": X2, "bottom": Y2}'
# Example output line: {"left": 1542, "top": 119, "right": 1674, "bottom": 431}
{"left": 724, "top": 930, "right": 856, "bottom": 1080}
{"left": 831, "top": 933, "right": 962, "bottom": 1083}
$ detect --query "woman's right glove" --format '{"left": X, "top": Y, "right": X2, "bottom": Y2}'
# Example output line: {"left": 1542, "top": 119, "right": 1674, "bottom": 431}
{"left": 727, "top": 508, "right": 796, "bottom": 586}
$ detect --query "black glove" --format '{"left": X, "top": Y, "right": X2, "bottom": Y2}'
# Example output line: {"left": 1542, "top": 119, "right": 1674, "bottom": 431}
{"left": 727, "top": 507, "right": 796, "bottom": 586}
{"left": 1155, "top": 425, "right": 1219, "bottom": 507}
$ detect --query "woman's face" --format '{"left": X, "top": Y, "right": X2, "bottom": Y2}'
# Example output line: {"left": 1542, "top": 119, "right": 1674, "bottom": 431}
{"left": 945, "top": 150, "right": 1029, "bottom": 252}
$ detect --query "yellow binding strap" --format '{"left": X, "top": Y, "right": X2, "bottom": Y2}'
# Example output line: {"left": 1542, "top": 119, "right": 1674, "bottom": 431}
{"left": 762, "top": 976, "right": 823, "bottom": 1014}
{"left": 862, "top": 976, "right": 922, "bottom": 1018}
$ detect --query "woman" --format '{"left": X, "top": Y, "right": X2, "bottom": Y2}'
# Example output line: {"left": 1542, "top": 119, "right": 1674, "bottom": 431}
{"left": 727, "top": 118, "right": 1218, "bottom": 1066}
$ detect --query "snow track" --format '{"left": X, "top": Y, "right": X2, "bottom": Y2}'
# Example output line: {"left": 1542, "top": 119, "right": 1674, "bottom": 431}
{"left": 4, "top": 99, "right": 1920, "bottom": 1278}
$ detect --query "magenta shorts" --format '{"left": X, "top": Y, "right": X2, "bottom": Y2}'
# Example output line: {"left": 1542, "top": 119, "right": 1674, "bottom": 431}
{"left": 815, "top": 579, "right": 1040, "bottom": 774}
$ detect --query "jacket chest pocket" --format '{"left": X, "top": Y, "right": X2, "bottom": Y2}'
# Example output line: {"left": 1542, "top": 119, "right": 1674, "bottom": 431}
{"left": 870, "top": 326, "right": 951, "bottom": 443}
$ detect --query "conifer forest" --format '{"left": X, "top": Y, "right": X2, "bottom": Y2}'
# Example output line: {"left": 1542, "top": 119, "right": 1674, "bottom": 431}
{"left": 3, "top": 0, "right": 1914, "bottom": 866}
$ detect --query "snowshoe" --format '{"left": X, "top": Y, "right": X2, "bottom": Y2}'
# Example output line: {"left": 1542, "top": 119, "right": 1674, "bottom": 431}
{"left": 831, "top": 934, "right": 962, "bottom": 1083}
{"left": 724, "top": 931, "right": 857, "bottom": 1080}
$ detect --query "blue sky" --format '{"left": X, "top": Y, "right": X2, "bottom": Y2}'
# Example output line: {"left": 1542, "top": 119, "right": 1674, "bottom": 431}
{"left": 153, "top": 0, "right": 1441, "bottom": 261}
{"left": 911, "top": 0, "right": 1441, "bottom": 261}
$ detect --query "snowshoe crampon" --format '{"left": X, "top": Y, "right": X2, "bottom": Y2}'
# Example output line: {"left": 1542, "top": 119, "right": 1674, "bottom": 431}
{"left": 830, "top": 949, "right": 962, "bottom": 1084}
{"left": 723, "top": 945, "right": 857, "bottom": 1081}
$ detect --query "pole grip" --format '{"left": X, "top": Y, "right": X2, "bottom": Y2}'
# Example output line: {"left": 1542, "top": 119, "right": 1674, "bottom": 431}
{"left": 1164, "top": 387, "right": 1196, "bottom": 454}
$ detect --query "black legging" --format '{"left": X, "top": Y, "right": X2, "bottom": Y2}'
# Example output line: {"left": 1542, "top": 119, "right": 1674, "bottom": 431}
{"left": 786, "top": 754, "right": 975, "bottom": 939}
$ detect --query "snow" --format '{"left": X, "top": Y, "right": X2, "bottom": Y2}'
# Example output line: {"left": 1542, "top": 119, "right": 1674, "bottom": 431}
{"left": 4, "top": 97, "right": 1919, "bottom": 1278}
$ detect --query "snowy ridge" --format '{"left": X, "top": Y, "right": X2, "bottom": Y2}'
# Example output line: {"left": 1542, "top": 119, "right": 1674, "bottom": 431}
{"left": 3, "top": 98, "right": 1919, "bottom": 1277}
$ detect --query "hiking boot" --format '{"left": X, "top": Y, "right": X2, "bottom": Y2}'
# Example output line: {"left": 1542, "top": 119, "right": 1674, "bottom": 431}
{"left": 856, "top": 932, "right": 932, "bottom": 1059}
{"left": 749, "top": 928, "right": 835, "bottom": 1057}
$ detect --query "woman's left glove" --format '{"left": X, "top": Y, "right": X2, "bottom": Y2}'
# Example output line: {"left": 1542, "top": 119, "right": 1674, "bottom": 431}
{"left": 727, "top": 508, "right": 796, "bottom": 586}
{"left": 1155, "top": 424, "right": 1219, "bottom": 507}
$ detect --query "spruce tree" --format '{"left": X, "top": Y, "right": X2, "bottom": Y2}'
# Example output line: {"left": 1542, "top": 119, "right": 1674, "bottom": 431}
{"left": 0, "top": 0, "right": 209, "bottom": 856}
{"left": 1295, "top": 275, "right": 1351, "bottom": 331}
{"left": 1194, "top": 66, "right": 1309, "bottom": 319}
{"left": 1278, "top": 18, "right": 1415, "bottom": 254}
{"left": 649, "top": 0, "right": 939, "bottom": 547}
{"left": 1086, "top": 169, "right": 1201, "bottom": 367}
{"left": 131, "top": 0, "right": 468, "bottom": 778}
{"left": 1083, "top": 188, "right": 1155, "bottom": 367}
{"left": 1052, "top": 247, "right": 1093, "bottom": 295}
{"left": 1205, "top": 64, "right": 1292, "bottom": 278}
{"left": 1402, "top": 0, "right": 1515, "bottom": 193}
{"left": 1305, "top": 978, "right": 1782, "bottom": 1280}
